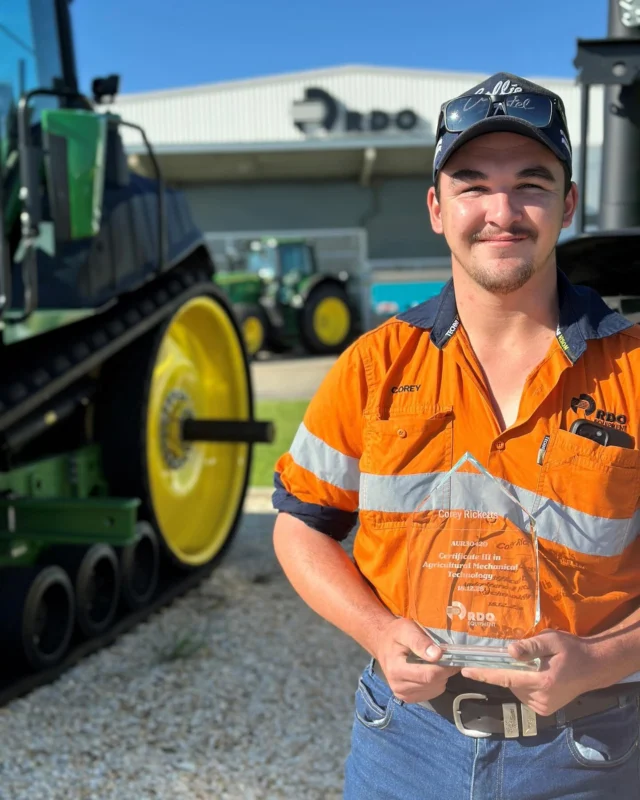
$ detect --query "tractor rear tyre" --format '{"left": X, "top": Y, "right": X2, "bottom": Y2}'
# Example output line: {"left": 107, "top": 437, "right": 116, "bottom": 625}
{"left": 300, "top": 283, "right": 352, "bottom": 355}
{"left": 96, "top": 284, "right": 253, "bottom": 571}
{"left": 234, "top": 302, "right": 269, "bottom": 359}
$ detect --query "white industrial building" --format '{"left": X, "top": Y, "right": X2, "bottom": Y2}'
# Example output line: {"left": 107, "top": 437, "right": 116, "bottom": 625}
{"left": 108, "top": 65, "right": 604, "bottom": 330}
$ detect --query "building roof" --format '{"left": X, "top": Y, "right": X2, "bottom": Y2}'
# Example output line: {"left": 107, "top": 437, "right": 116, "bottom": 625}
{"left": 108, "top": 63, "right": 602, "bottom": 154}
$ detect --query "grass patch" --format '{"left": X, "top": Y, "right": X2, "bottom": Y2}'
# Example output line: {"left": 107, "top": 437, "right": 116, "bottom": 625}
{"left": 154, "top": 630, "right": 208, "bottom": 664}
{"left": 249, "top": 399, "right": 308, "bottom": 487}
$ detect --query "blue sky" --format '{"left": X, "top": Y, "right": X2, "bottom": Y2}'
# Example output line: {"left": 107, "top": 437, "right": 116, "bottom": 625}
{"left": 69, "top": 0, "right": 610, "bottom": 97}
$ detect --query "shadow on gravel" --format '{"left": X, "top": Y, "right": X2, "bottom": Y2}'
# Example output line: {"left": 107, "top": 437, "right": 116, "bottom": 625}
{"left": 222, "top": 510, "right": 282, "bottom": 576}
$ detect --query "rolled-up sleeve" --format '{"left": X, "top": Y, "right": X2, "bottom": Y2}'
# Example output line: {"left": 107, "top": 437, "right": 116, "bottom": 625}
{"left": 272, "top": 340, "right": 368, "bottom": 541}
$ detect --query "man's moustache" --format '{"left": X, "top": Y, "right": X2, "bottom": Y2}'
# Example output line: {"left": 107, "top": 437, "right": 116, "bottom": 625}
{"left": 470, "top": 227, "right": 535, "bottom": 242}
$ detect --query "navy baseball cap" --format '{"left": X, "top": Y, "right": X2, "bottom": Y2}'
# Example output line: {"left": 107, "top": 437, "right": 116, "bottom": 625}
{"left": 432, "top": 72, "right": 573, "bottom": 183}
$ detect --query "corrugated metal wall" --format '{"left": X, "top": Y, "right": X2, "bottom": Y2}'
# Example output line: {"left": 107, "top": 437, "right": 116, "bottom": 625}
{"left": 181, "top": 177, "right": 446, "bottom": 261}
{"left": 109, "top": 66, "right": 603, "bottom": 150}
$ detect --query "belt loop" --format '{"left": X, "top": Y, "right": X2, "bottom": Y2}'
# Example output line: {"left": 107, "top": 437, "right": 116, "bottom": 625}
{"left": 520, "top": 704, "right": 538, "bottom": 737}
{"left": 502, "top": 702, "right": 520, "bottom": 738}
{"left": 555, "top": 707, "right": 567, "bottom": 728}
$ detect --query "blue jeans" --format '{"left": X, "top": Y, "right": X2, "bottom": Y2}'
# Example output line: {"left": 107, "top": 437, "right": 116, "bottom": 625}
{"left": 343, "top": 659, "right": 640, "bottom": 799}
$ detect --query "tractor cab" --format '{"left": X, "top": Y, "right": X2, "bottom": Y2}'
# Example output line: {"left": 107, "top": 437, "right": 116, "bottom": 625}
{"left": 245, "top": 238, "right": 315, "bottom": 289}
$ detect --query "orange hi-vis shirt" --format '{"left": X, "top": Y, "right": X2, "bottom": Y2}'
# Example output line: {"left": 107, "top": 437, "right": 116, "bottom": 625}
{"left": 273, "top": 270, "right": 640, "bottom": 683}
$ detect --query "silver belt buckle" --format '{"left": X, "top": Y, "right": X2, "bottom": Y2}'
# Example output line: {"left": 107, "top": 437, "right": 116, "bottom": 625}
{"left": 453, "top": 693, "right": 533, "bottom": 738}
{"left": 452, "top": 692, "right": 491, "bottom": 738}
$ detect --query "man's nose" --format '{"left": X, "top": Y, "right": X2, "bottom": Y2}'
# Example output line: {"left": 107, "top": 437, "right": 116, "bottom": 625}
{"left": 484, "top": 192, "right": 522, "bottom": 228}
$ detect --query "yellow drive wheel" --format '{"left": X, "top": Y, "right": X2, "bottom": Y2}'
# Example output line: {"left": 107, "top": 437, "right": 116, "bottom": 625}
{"left": 300, "top": 283, "right": 353, "bottom": 354}
{"left": 147, "top": 295, "right": 250, "bottom": 566}
{"left": 97, "top": 282, "right": 253, "bottom": 569}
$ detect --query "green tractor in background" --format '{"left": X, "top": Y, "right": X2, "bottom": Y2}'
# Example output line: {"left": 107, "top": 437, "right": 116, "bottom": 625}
{"left": 214, "top": 237, "right": 355, "bottom": 358}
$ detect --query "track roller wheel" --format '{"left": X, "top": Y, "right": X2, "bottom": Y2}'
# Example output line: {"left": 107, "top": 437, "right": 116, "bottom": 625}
{"left": 74, "top": 544, "right": 120, "bottom": 638}
{"left": 43, "top": 544, "right": 121, "bottom": 638}
{"left": 0, "top": 565, "right": 75, "bottom": 672}
{"left": 96, "top": 284, "right": 253, "bottom": 569}
{"left": 300, "top": 283, "right": 352, "bottom": 354}
{"left": 118, "top": 521, "right": 160, "bottom": 611}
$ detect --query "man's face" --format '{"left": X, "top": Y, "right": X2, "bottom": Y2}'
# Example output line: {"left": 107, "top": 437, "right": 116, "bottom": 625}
{"left": 427, "top": 132, "right": 578, "bottom": 295}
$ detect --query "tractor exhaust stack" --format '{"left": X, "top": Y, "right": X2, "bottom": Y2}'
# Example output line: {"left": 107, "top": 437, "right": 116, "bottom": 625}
{"left": 598, "top": 1, "right": 640, "bottom": 230}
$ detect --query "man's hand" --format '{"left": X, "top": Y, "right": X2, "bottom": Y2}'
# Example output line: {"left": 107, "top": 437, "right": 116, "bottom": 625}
{"left": 460, "top": 630, "right": 606, "bottom": 716}
{"left": 373, "top": 617, "right": 460, "bottom": 704}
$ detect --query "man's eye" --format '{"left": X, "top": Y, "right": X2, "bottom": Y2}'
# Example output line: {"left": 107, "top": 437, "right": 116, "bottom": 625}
{"left": 462, "top": 185, "right": 485, "bottom": 193}
{"left": 519, "top": 183, "right": 545, "bottom": 190}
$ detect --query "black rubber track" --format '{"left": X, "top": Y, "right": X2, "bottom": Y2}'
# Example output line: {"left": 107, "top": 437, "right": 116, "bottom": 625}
{"left": 0, "top": 257, "right": 215, "bottom": 434}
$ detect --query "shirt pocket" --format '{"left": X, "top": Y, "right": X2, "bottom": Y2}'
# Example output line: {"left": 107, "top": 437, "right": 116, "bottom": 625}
{"left": 540, "top": 428, "right": 640, "bottom": 534}
{"left": 360, "top": 407, "right": 454, "bottom": 530}
{"left": 361, "top": 407, "right": 454, "bottom": 477}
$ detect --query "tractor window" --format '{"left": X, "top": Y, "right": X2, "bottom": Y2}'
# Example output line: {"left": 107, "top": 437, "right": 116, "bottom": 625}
{"left": 246, "top": 245, "right": 277, "bottom": 279}
{"left": 0, "top": 0, "right": 63, "bottom": 159}
{"left": 279, "top": 243, "right": 313, "bottom": 278}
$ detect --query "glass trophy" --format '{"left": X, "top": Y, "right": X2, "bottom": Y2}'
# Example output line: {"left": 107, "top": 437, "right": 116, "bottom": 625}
{"left": 406, "top": 452, "right": 541, "bottom": 671}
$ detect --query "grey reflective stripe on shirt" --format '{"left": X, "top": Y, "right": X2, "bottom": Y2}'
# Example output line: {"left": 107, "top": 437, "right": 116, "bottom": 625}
{"left": 360, "top": 471, "right": 636, "bottom": 558}
{"left": 290, "top": 422, "right": 360, "bottom": 492}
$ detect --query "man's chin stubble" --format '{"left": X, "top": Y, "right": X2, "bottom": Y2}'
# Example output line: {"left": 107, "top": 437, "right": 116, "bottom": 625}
{"left": 463, "top": 260, "right": 536, "bottom": 295}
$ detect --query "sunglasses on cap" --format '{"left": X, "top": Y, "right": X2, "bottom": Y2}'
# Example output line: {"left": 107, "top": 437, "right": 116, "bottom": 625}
{"left": 439, "top": 93, "right": 563, "bottom": 133}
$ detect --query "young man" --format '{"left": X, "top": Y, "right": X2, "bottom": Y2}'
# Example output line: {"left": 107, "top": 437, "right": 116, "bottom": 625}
{"left": 271, "top": 72, "right": 640, "bottom": 798}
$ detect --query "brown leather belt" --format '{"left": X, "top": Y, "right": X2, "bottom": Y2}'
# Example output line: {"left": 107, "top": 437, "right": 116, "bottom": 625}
{"left": 371, "top": 659, "right": 637, "bottom": 739}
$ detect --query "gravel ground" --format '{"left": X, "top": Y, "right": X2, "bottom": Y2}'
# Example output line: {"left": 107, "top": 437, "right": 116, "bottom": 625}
{"left": 0, "top": 503, "right": 365, "bottom": 800}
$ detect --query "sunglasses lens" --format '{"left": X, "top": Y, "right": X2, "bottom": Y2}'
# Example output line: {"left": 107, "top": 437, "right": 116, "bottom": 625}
{"left": 444, "top": 95, "right": 491, "bottom": 131}
{"left": 501, "top": 94, "right": 554, "bottom": 127}
{"left": 444, "top": 93, "right": 554, "bottom": 132}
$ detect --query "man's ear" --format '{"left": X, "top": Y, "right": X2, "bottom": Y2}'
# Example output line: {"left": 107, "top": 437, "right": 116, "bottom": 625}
{"left": 427, "top": 185, "right": 443, "bottom": 234}
{"left": 561, "top": 181, "right": 579, "bottom": 229}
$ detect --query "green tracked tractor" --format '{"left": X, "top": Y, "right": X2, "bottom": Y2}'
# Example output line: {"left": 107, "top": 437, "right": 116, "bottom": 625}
{"left": 214, "top": 237, "right": 355, "bottom": 358}
{"left": 0, "top": 0, "right": 272, "bottom": 681}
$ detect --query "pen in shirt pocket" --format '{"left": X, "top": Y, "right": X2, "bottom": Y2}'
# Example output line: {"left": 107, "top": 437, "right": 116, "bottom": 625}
{"left": 536, "top": 435, "right": 550, "bottom": 466}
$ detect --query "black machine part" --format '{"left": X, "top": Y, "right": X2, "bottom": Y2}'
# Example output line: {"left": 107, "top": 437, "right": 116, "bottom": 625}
{"left": 572, "top": 35, "right": 640, "bottom": 233}
{"left": 599, "top": 1, "right": 640, "bottom": 231}
{"left": 555, "top": 226, "right": 640, "bottom": 295}
{"left": 557, "top": 0, "right": 640, "bottom": 291}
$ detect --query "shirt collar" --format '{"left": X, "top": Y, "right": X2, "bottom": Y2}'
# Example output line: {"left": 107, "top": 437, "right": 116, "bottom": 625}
{"left": 396, "top": 268, "right": 634, "bottom": 363}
